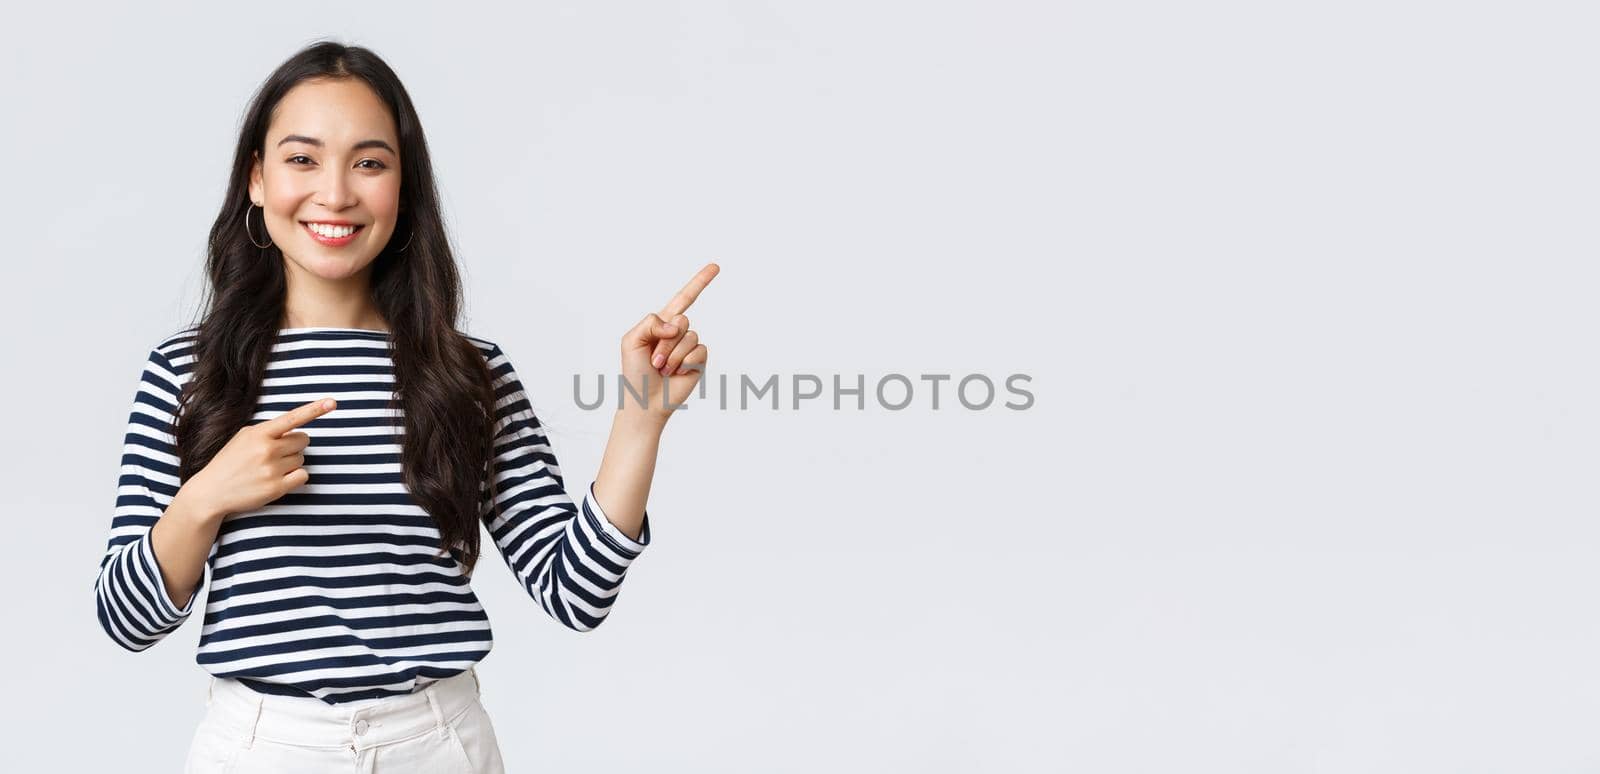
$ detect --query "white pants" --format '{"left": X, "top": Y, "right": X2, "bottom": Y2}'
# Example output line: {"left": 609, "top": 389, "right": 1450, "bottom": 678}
{"left": 184, "top": 667, "right": 506, "bottom": 773}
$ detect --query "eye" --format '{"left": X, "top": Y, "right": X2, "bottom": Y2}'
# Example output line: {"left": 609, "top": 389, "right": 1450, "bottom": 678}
{"left": 287, "top": 155, "right": 314, "bottom": 165}
{"left": 357, "top": 159, "right": 387, "bottom": 170}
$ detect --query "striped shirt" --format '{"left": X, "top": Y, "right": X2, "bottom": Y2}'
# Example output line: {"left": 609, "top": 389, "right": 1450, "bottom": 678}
{"left": 93, "top": 326, "right": 651, "bottom": 705}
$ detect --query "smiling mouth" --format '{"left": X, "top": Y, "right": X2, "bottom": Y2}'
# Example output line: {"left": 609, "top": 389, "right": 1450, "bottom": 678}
{"left": 300, "top": 222, "right": 366, "bottom": 244}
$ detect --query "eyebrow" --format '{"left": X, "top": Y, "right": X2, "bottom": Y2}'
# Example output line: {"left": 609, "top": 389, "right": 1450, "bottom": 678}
{"left": 277, "top": 134, "right": 396, "bottom": 154}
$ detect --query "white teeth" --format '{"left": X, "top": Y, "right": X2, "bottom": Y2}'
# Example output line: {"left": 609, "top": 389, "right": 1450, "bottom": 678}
{"left": 306, "top": 223, "right": 357, "bottom": 238}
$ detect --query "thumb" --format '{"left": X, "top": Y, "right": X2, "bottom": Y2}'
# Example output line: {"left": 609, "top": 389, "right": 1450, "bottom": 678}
{"left": 627, "top": 313, "right": 679, "bottom": 347}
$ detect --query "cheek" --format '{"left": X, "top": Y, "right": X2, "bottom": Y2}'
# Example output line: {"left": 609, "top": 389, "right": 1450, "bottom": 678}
{"left": 365, "top": 180, "right": 402, "bottom": 221}
{"left": 262, "top": 180, "right": 310, "bottom": 219}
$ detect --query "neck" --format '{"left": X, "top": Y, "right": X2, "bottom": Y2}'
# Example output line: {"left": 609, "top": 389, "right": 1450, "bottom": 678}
{"left": 279, "top": 257, "right": 388, "bottom": 331}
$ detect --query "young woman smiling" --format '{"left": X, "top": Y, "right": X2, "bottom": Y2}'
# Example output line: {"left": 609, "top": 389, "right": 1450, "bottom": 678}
{"left": 92, "top": 40, "right": 715, "bottom": 773}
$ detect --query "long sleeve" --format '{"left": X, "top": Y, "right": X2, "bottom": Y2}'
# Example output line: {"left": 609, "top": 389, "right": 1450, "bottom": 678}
{"left": 480, "top": 343, "right": 651, "bottom": 632}
{"left": 93, "top": 346, "right": 201, "bottom": 651}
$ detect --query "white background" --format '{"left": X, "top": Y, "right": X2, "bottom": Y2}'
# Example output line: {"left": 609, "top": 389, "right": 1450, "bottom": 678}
{"left": 2, "top": 1, "right": 1595, "bottom": 771}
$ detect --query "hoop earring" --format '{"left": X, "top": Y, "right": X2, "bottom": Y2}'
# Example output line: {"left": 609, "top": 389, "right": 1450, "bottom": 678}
{"left": 396, "top": 228, "right": 414, "bottom": 253}
{"left": 245, "top": 203, "right": 273, "bottom": 249}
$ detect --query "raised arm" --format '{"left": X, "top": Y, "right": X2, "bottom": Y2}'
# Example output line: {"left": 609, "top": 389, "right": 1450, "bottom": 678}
{"left": 479, "top": 343, "right": 652, "bottom": 632}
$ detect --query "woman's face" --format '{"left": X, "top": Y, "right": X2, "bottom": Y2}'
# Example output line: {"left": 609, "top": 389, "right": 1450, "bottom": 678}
{"left": 249, "top": 78, "right": 402, "bottom": 282}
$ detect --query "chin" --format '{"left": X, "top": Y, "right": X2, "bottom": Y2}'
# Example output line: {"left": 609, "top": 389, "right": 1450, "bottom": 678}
{"left": 289, "top": 251, "right": 378, "bottom": 280}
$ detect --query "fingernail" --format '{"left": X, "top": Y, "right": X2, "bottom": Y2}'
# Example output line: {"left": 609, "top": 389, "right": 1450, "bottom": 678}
{"left": 322, "top": 399, "right": 334, "bottom": 410}
{"left": 652, "top": 354, "right": 665, "bottom": 368}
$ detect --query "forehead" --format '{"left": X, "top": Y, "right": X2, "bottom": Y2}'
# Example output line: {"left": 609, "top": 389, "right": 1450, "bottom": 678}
{"left": 269, "top": 78, "right": 398, "bottom": 147}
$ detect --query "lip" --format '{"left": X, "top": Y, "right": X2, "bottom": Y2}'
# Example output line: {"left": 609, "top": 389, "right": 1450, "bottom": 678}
{"left": 300, "top": 221, "right": 365, "bottom": 247}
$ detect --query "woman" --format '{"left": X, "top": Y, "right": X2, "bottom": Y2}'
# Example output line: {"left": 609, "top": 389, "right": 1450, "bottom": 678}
{"left": 91, "top": 40, "right": 714, "bottom": 773}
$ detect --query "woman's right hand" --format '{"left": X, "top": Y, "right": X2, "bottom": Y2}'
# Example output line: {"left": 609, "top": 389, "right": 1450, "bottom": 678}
{"left": 184, "top": 397, "right": 338, "bottom": 520}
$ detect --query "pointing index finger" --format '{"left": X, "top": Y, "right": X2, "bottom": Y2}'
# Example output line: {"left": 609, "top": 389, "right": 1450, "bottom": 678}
{"left": 659, "top": 262, "right": 720, "bottom": 318}
{"left": 261, "top": 398, "right": 336, "bottom": 436}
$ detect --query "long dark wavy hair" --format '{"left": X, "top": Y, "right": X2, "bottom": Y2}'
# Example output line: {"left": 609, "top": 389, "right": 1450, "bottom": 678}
{"left": 175, "top": 40, "right": 498, "bottom": 575}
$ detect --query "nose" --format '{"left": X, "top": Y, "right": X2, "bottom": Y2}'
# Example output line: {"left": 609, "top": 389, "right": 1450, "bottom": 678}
{"left": 313, "top": 166, "right": 359, "bottom": 210}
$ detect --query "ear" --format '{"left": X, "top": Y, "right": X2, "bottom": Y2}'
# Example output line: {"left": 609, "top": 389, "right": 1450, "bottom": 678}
{"left": 248, "top": 150, "right": 263, "bottom": 205}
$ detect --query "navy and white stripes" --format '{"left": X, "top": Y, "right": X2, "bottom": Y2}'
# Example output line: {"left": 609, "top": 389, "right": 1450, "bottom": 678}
{"left": 93, "top": 327, "right": 651, "bottom": 705}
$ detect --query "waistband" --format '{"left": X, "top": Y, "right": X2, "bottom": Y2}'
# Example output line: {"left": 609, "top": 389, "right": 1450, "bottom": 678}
{"left": 204, "top": 668, "right": 481, "bottom": 753}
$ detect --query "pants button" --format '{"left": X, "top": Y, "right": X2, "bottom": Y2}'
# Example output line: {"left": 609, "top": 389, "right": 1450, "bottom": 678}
{"left": 354, "top": 719, "right": 369, "bottom": 735}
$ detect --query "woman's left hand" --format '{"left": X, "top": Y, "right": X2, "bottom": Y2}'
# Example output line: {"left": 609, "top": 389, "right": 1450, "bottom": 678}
{"left": 619, "top": 263, "right": 719, "bottom": 425}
